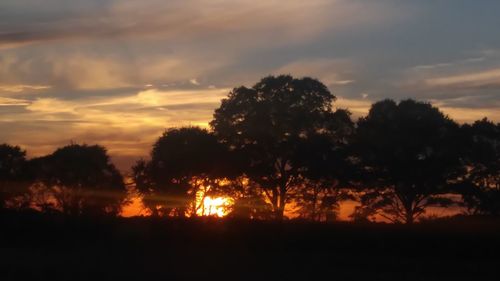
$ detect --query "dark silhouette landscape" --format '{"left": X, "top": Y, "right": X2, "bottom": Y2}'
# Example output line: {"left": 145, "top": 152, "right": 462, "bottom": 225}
{"left": 2, "top": 212, "right": 500, "bottom": 281}
{"left": 2, "top": 1, "right": 500, "bottom": 280}
{"left": 1, "top": 75, "right": 499, "bottom": 280}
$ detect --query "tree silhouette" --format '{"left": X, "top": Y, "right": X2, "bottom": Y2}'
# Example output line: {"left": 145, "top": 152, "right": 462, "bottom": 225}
{"left": 211, "top": 75, "right": 351, "bottom": 219}
{"left": 0, "top": 144, "right": 31, "bottom": 209}
{"left": 292, "top": 109, "right": 357, "bottom": 221}
{"left": 352, "top": 99, "right": 463, "bottom": 224}
{"left": 223, "top": 177, "right": 274, "bottom": 219}
{"left": 457, "top": 118, "right": 500, "bottom": 215}
{"left": 133, "top": 127, "right": 230, "bottom": 217}
{"left": 32, "top": 144, "right": 126, "bottom": 216}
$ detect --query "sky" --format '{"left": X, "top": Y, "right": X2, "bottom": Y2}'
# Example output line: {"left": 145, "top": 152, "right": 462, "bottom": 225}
{"left": 1, "top": 0, "right": 500, "bottom": 171}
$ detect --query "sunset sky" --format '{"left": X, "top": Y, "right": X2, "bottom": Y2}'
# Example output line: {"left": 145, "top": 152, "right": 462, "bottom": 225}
{"left": 1, "top": 0, "right": 499, "bottom": 170}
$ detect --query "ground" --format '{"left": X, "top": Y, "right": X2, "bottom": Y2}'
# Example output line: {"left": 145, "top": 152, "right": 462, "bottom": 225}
{"left": 1, "top": 212, "right": 499, "bottom": 281}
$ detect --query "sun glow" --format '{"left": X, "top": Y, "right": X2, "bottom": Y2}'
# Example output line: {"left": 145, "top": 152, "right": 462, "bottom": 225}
{"left": 195, "top": 188, "right": 234, "bottom": 217}
{"left": 198, "top": 196, "right": 233, "bottom": 217}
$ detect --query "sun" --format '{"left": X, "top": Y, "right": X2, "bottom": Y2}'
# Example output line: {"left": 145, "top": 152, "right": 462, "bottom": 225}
{"left": 196, "top": 190, "right": 234, "bottom": 217}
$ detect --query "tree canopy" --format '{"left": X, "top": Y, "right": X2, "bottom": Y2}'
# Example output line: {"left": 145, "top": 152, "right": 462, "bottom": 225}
{"left": 133, "top": 127, "right": 231, "bottom": 217}
{"left": 353, "top": 99, "right": 463, "bottom": 223}
{"left": 457, "top": 118, "right": 500, "bottom": 215}
{"left": 0, "top": 144, "right": 31, "bottom": 209}
{"left": 32, "top": 144, "right": 126, "bottom": 216}
{"left": 211, "top": 75, "right": 353, "bottom": 219}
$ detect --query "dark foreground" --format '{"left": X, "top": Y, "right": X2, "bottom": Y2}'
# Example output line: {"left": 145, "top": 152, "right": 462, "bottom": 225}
{"left": 1, "top": 212, "right": 500, "bottom": 281}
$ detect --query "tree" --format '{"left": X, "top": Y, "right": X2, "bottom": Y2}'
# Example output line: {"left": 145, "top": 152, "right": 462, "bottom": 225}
{"left": 223, "top": 176, "right": 274, "bottom": 220}
{"left": 32, "top": 144, "right": 126, "bottom": 216}
{"left": 132, "top": 127, "right": 230, "bottom": 217}
{"left": 292, "top": 109, "right": 357, "bottom": 221}
{"left": 352, "top": 99, "right": 463, "bottom": 224}
{"left": 457, "top": 118, "right": 500, "bottom": 215}
{"left": 292, "top": 180, "right": 354, "bottom": 222}
{"left": 0, "top": 144, "right": 31, "bottom": 209}
{"left": 211, "top": 75, "right": 351, "bottom": 219}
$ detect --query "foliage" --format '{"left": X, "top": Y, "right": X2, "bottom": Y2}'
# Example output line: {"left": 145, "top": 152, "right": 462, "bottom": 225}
{"left": 291, "top": 180, "right": 355, "bottom": 222}
{"left": 211, "top": 75, "right": 353, "bottom": 219}
{"left": 132, "top": 127, "right": 231, "bottom": 217}
{"left": 31, "top": 144, "right": 126, "bottom": 216}
{"left": 456, "top": 118, "right": 500, "bottom": 215}
{"left": 352, "top": 99, "right": 463, "bottom": 223}
{"left": 0, "top": 144, "right": 31, "bottom": 209}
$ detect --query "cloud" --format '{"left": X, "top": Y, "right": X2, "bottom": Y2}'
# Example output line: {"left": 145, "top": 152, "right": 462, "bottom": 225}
{"left": 393, "top": 51, "right": 500, "bottom": 110}
{"left": 2, "top": 87, "right": 230, "bottom": 170}
{"left": 0, "top": 52, "right": 229, "bottom": 91}
{"left": 26, "top": 98, "right": 76, "bottom": 113}
{"left": 273, "top": 58, "right": 356, "bottom": 88}
{"left": 0, "top": 97, "right": 31, "bottom": 106}
{"left": 49, "top": 55, "right": 133, "bottom": 90}
{"left": 0, "top": 0, "right": 409, "bottom": 93}
{"left": 0, "top": 84, "right": 50, "bottom": 93}
{"left": 433, "top": 105, "right": 500, "bottom": 124}
{"left": 335, "top": 97, "right": 372, "bottom": 118}
{"left": 424, "top": 68, "right": 500, "bottom": 89}
{"left": 412, "top": 57, "right": 485, "bottom": 71}
{"left": 0, "top": 0, "right": 399, "bottom": 49}
{"left": 189, "top": 78, "right": 200, "bottom": 86}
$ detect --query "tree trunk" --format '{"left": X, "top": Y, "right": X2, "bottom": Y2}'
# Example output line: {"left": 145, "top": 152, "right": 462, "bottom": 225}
{"left": 276, "top": 183, "right": 287, "bottom": 220}
{"left": 275, "top": 207, "right": 284, "bottom": 220}
{"left": 405, "top": 208, "right": 414, "bottom": 224}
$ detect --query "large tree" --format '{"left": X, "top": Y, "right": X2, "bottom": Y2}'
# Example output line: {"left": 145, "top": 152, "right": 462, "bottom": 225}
{"left": 0, "top": 144, "right": 31, "bottom": 209}
{"left": 32, "top": 144, "right": 126, "bottom": 216}
{"left": 133, "top": 127, "right": 231, "bottom": 217}
{"left": 353, "top": 99, "right": 463, "bottom": 224}
{"left": 210, "top": 75, "right": 352, "bottom": 219}
{"left": 457, "top": 118, "right": 500, "bottom": 215}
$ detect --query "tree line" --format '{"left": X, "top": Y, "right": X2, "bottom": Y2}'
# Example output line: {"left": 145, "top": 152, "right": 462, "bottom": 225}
{"left": 1, "top": 75, "right": 498, "bottom": 223}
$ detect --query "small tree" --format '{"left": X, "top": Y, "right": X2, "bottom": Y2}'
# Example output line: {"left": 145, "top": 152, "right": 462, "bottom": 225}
{"left": 457, "top": 118, "right": 500, "bottom": 215}
{"left": 0, "top": 144, "right": 31, "bottom": 209}
{"left": 353, "top": 99, "right": 463, "bottom": 223}
{"left": 133, "top": 127, "right": 230, "bottom": 217}
{"left": 33, "top": 144, "right": 126, "bottom": 216}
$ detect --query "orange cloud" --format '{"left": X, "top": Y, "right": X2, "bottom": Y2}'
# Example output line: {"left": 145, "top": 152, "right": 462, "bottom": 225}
{"left": 3, "top": 88, "right": 230, "bottom": 170}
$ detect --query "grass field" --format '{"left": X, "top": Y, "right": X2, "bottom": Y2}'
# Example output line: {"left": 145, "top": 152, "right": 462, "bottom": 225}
{"left": 1, "top": 212, "right": 499, "bottom": 281}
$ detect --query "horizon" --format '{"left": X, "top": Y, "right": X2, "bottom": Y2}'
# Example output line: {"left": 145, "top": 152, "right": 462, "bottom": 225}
{"left": 5, "top": 95, "right": 497, "bottom": 172}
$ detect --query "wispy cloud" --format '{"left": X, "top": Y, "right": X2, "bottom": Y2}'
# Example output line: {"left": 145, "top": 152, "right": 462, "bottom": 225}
{"left": 412, "top": 57, "right": 485, "bottom": 71}
{"left": 0, "top": 97, "right": 31, "bottom": 106}
{"left": 0, "top": 84, "right": 50, "bottom": 93}
{"left": 273, "top": 59, "right": 356, "bottom": 88}
{"left": 1, "top": 87, "right": 229, "bottom": 169}
{"left": 335, "top": 97, "right": 371, "bottom": 118}
{"left": 425, "top": 68, "right": 500, "bottom": 89}
{"left": 189, "top": 79, "right": 200, "bottom": 86}
{"left": 0, "top": 0, "right": 395, "bottom": 49}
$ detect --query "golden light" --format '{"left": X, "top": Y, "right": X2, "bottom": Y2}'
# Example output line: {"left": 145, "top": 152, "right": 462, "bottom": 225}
{"left": 121, "top": 195, "right": 151, "bottom": 217}
{"left": 198, "top": 196, "right": 233, "bottom": 217}
{"left": 195, "top": 187, "right": 234, "bottom": 217}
